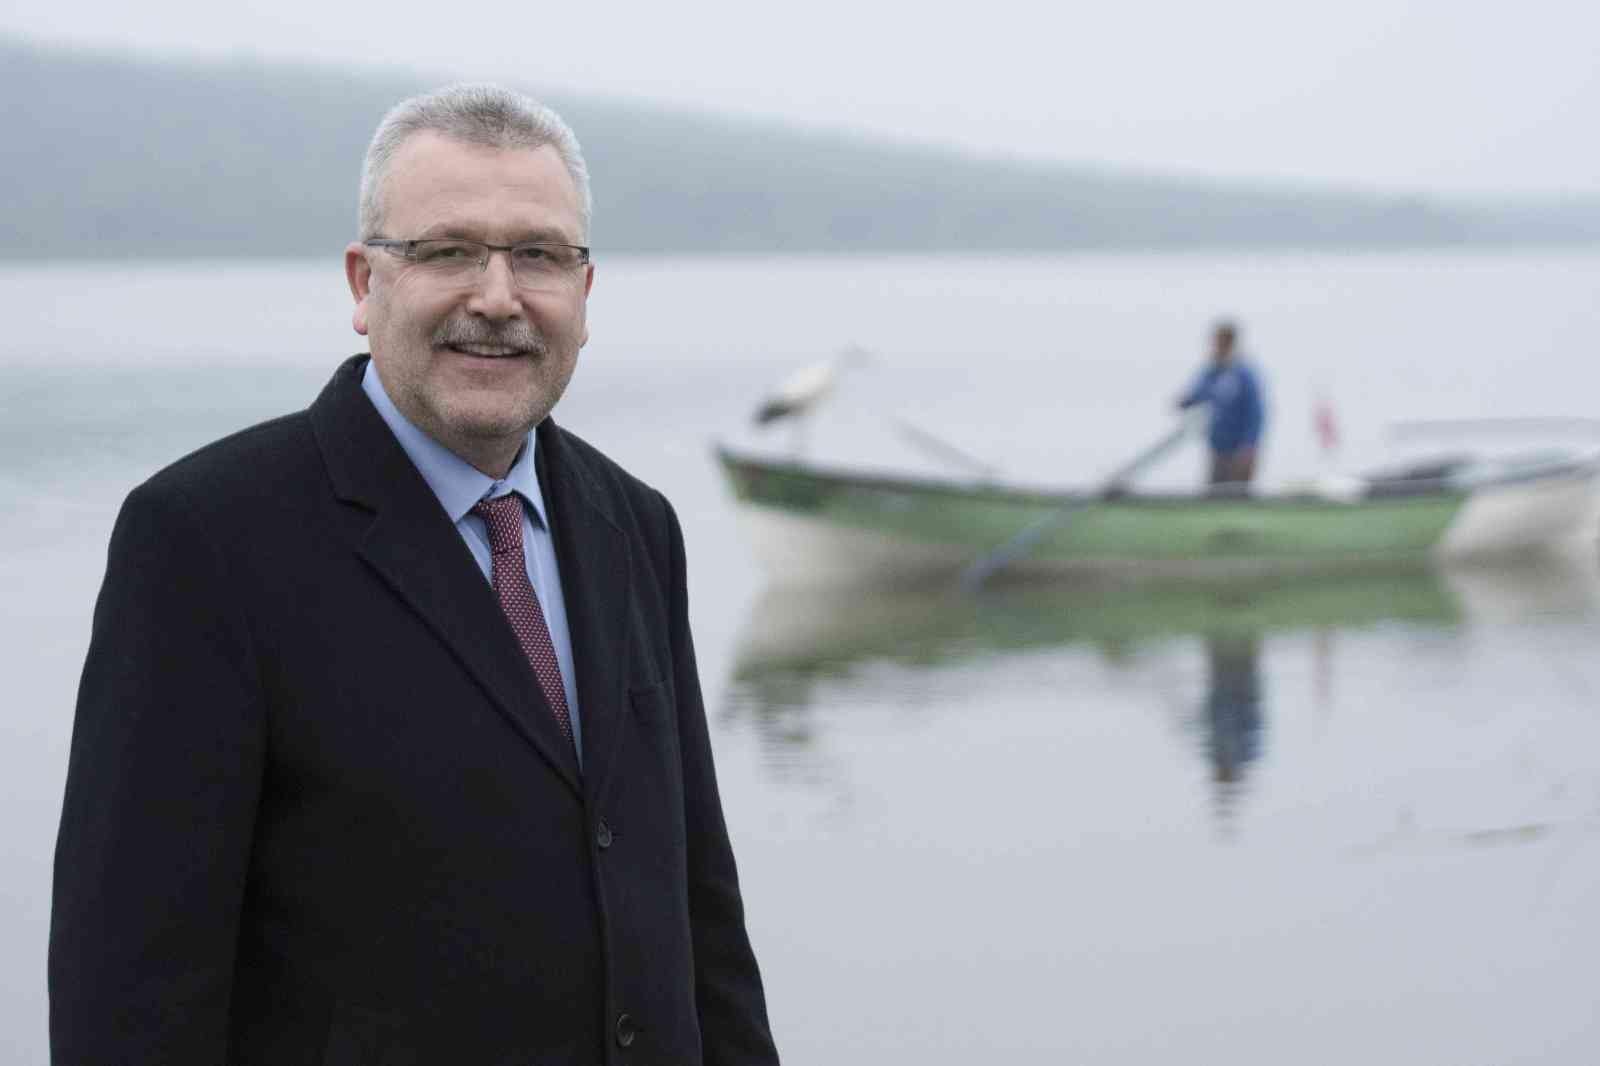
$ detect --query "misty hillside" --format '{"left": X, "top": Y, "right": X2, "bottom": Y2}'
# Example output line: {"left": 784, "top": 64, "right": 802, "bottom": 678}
{"left": 4, "top": 37, "right": 1599, "bottom": 258}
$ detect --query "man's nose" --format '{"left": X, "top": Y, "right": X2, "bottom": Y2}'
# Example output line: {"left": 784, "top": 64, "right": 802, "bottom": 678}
{"left": 466, "top": 250, "right": 522, "bottom": 317}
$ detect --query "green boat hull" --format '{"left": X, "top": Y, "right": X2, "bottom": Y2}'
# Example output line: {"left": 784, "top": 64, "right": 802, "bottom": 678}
{"left": 717, "top": 448, "right": 1471, "bottom": 581}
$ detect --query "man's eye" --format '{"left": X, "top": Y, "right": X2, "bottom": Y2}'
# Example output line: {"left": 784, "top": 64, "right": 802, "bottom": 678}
{"left": 514, "top": 246, "right": 556, "bottom": 263}
{"left": 418, "top": 243, "right": 476, "bottom": 262}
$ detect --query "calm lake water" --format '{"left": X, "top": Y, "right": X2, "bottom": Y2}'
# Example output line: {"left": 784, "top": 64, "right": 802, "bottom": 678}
{"left": 5, "top": 252, "right": 1600, "bottom": 1063}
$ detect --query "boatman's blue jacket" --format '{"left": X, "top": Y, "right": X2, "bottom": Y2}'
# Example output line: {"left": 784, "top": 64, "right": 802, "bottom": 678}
{"left": 1179, "top": 360, "right": 1266, "bottom": 453}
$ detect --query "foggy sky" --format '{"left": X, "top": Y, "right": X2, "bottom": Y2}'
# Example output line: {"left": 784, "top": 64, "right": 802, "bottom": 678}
{"left": 6, "top": 0, "right": 1597, "bottom": 198}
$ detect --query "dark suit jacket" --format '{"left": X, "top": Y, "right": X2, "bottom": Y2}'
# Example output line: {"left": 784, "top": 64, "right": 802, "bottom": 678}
{"left": 50, "top": 355, "right": 778, "bottom": 1066}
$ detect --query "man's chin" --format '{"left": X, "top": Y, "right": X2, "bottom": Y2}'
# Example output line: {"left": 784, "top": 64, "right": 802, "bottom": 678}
{"left": 457, "top": 395, "right": 557, "bottom": 439}
{"left": 402, "top": 395, "right": 536, "bottom": 458}
{"left": 452, "top": 409, "right": 542, "bottom": 444}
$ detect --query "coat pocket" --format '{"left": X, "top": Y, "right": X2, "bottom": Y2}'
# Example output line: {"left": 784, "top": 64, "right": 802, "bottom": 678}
{"left": 627, "top": 677, "right": 675, "bottom": 723}
{"left": 623, "top": 678, "right": 688, "bottom": 856}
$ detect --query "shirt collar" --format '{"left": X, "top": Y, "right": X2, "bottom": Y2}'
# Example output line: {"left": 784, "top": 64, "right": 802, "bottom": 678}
{"left": 361, "top": 360, "right": 550, "bottom": 529}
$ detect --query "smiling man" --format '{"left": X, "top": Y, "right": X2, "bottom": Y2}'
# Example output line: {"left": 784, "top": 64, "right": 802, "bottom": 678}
{"left": 50, "top": 84, "right": 779, "bottom": 1066}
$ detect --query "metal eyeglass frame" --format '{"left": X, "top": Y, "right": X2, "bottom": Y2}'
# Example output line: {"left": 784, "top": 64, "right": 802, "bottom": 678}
{"left": 363, "top": 238, "right": 592, "bottom": 283}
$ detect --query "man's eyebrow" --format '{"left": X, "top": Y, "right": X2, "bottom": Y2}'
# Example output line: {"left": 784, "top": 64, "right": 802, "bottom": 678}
{"left": 513, "top": 227, "right": 582, "bottom": 244}
{"left": 413, "top": 225, "right": 481, "bottom": 240}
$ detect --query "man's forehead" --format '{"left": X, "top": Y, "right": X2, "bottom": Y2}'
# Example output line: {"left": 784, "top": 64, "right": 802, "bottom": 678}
{"left": 392, "top": 128, "right": 555, "bottom": 163}
{"left": 382, "top": 132, "right": 582, "bottom": 233}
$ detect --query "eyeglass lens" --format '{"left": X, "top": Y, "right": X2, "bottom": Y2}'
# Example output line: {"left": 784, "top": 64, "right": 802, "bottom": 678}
{"left": 410, "top": 240, "right": 585, "bottom": 289}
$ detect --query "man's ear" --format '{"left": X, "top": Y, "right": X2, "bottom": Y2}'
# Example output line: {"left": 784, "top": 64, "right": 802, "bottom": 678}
{"left": 344, "top": 243, "right": 373, "bottom": 336}
{"left": 578, "top": 262, "right": 595, "bottom": 347}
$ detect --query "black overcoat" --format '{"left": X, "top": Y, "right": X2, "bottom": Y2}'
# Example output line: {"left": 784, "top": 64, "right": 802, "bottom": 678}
{"left": 50, "top": 355, "right": 778, "bottom": 1066}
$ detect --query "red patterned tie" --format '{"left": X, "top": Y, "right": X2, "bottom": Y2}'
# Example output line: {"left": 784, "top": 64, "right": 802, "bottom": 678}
{"left": 472, "top": 494, "right": 574, "bottom": 746}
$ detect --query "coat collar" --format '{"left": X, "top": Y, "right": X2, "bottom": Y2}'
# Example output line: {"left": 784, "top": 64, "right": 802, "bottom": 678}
{"left": 310, "top": 354, "right": 632, "bottom": 799}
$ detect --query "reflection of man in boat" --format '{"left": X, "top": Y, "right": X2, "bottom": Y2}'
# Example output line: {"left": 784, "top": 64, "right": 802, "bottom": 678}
{"left": 1205, "top": 634, "right": 1263, "bottom": 788}
{"left": 1176, "top": 320, "right": 1266, "bottom": 487}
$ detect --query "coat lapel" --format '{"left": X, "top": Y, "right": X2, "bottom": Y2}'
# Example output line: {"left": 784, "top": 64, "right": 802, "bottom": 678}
{"left": 311, "top": 356, "right": 583, "bottom": 796}
{"left": 536, "top": 420, "right": 632, "bottom": 808}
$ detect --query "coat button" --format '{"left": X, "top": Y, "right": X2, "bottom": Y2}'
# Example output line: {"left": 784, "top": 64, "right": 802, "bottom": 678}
{"left": 615, "top": 1011, "right": 637, "bottom": 1048}
{"left": 596, "top": 819, "right": 613, "bottom": 849}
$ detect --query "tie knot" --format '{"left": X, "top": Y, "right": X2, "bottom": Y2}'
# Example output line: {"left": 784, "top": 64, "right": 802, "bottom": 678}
{"left": 472, "top": 494, "right": 525, "bottom": 556}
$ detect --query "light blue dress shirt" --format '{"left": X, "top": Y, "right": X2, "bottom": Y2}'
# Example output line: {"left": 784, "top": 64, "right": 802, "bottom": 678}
{"left": 361, "top": 362, "right": 583, "bottom": 761}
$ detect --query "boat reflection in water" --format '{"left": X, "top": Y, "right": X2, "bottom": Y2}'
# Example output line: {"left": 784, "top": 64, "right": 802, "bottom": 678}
{"left": 720, "top": 554, "right": 1600, "bottom": 826}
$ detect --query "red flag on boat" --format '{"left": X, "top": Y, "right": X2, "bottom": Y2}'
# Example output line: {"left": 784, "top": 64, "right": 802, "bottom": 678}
{"left": 1314, "top": 394, "right": 1340, "bottom": 453}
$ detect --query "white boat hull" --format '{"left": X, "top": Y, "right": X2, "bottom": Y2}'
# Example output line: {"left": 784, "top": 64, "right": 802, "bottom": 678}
{"left": 1436, "top": 465, "right": 1600, "bottom": 558}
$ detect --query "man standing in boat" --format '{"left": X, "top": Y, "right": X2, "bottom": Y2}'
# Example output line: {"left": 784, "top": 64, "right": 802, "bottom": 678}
{"left": 1176, "top": 319, "right": 1266, "bottom": 487}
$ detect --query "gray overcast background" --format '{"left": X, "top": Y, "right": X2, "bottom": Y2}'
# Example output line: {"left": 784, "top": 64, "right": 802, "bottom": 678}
{"left": 6, "top": 0, "right": 1597, "bottom": 198}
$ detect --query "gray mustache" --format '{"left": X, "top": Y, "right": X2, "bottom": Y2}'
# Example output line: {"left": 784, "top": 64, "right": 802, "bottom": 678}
{"left": 433, "top": 319, "right": 546, "bottom": 353}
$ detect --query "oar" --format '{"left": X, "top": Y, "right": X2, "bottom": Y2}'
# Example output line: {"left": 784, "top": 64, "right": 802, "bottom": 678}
{"left": 890, "top": 417, "right": 1002, "bottom": 479}
{"left": 959, "top": 410, "right": 1205, "bottom": 591}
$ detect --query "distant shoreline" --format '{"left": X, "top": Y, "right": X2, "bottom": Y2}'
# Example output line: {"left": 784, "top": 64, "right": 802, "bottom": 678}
{"left": 4, "top": 35, "right": 1599, "bottom": 258}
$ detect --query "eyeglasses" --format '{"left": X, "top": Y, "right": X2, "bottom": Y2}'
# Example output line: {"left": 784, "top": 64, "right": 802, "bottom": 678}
{"left": 364, "top": 238, "right": 591, "bottom": 291}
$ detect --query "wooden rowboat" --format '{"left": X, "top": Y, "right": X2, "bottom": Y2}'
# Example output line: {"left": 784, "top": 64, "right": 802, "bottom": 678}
{"left": 714, "top": 445, "right": 1600, "bottom": 587}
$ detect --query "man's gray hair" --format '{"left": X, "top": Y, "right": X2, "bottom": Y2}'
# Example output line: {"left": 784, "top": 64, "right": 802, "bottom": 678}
{"left": 358, "top": 83, "right": 592, "bottom": 241}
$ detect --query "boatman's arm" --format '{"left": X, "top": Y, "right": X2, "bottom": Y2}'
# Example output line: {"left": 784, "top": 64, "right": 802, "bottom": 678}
{"left": 1176, "top": 366, "right": 1220, "bottom": 410}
